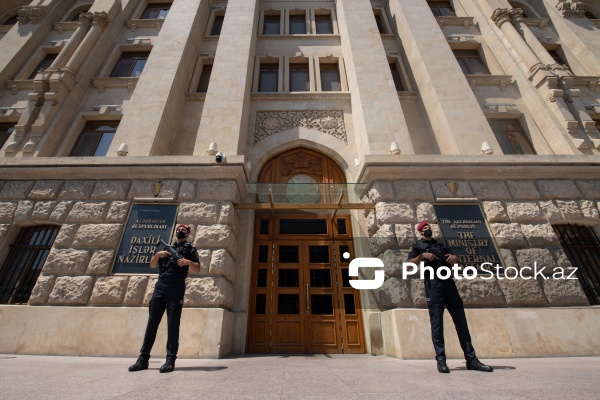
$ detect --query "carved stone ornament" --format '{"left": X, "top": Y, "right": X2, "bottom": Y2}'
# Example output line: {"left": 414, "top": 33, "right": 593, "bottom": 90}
{"left": 280, "top": 152, "right": 323, "bottom": 176}
{"left": 254, "top": 110, "right": 347, "bottom": 143}
{"left": 509, "top": 8, "right": 525, "bottom": 24}
{"left": 92, "top": 12, "right": 110, "bottom": 30}
{"left": 17, "top": 6, "right": 45, "bottom": 25}
{"left": 571, "top": 2, "right": 586, "bottom": 17}
{"left": 78, "top": 12, "right": 94, "bottom": 28}
{"left": 555, "top": 1, "right": 585, "bottom": 17}
{"left": 491, "top": 8, "right": 511, "bottom": 28}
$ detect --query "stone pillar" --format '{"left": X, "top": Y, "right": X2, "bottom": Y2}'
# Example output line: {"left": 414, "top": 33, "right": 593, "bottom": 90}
{"left": 63, "top": 12, "right": 110, "bottom": 76}
{"left": 49, "top": 13, "right": 93, "bottom": 70}
{"left": 108, "top": 0, "right": 208, "bottom": 156}
{"left": 491, "top": 9, "right": 546, "bottom": 78}
{"left": 335, "top": 0, "right": 414, "bottom": 156}
{"left": 192, "top": 0, "right": 259, "bottom": 157}
{"left": 387, "top": 0, "right": 498, "bottom": 155}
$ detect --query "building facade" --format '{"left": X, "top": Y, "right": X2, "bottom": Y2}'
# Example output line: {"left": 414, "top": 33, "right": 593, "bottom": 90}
{"left": 0, "top": 0, "right": 599, "bottom": 359}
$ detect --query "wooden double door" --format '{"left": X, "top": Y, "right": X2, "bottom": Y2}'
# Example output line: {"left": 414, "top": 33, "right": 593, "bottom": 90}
{"left": 247, "top": 215, "right": 365, "bottom": 354}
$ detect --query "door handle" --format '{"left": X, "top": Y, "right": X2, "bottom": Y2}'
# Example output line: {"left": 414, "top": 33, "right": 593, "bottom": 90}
{"left": 306, "top": 283, "right": 310, "bottom": 311}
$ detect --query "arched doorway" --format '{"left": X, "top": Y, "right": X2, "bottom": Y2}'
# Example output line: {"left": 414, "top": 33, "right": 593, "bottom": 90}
{"left": 246, "top": 148, "right": 366, "bottom": 354}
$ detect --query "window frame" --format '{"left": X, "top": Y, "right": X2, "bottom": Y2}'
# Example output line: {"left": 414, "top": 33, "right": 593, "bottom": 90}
{"left": 109, "top": 51, "right": 151, "bottom": 78}
{"left": 288, "top": 10, "right": 308, "bottom": 35}
{"left": 488, "top": 118, "right": 536, "bottom": 155}
{"left": 373, "top": 8, "right": 392, "bottom": 34}
{"left": 196, "top": 63, "right": 213, "bottom": 93}
{"left": 0, "top": 123, "right": 15, "bottom": 150}
{"left": 27, "top": 53, "right": 58, "bottom": 80}
{"left": 140, "top": 2, "right": 171, "bottom": 19}
{"left": 452, "top": 49, "right": 490, "bottom": 75}
{"left": 69, "top": 120, "right": 120, "bottom": 157}
{"left": 260, "top": 10, "right": 282, "bottom": 35}
{"left": 311, "top": 8, "right": 338, "bottom": 35}
{"left": 288, "top": 58, "right": 311, "bottom": 92}
{"left": 428, "top": 1, "right": 456, "bottom": 17}
{"left": 318, "top": 60, "right": 343, "bottom": 92}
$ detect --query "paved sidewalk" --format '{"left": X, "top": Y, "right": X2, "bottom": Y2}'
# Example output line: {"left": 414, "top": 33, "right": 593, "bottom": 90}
{"left": 0, "top": 354, "right": 599, "bottom": 399}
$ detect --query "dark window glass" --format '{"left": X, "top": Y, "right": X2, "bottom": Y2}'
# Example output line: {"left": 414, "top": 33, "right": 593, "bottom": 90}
{"left": 279, "top": 246, "right": 299, "bottom": 263}
{"left": 341, "top": 268, "right": 351, "bottom": 287}
{"left": 263, "top": 15, "right": 280, "bottom": 35}
{"left": 260, "top": 219, "right": 269, "bottom": 234}
{"left": 344, "top": 293, "right": 356, "bottom": 315}
{"left": 258, "top": 63, "right": 279, "bottom": 92}
{"left": 278, "top": 269, "right": 299, "bottom": 287}
{"left": 3, "top": 15, "right": 19, "bottom": 25}
{"left": 315, "top": 14, "right": 333, "bottom": 34}
{"left": 289, "top": 14, "right": 306, "bottom": 34}
{"left": 320, "top": 64, "right": 341, "bottom": 91}
{"left": 257, "top": 269, "right": 267, "bottom": 287}
{"left": 339, "top": 245, "right": 350, "bottom": 264}
{"left": 428, "top": 1, "right": 456, "bottom": 17}
{"left": 310, "top": 269, "right": 331, "bottom": 288}
{"left": 309, "top": 246, "right": 329, "bottom": 263}
{"left": 311, "top": 294, "right": 333, "bottom": 315}
{"left": 258, "top": 245, "right": 269, "bottom": 263}
{"left": 70, "top": 121, "right": 118, "bottom": 156}
{"left": 0, "top": 225, "right": 59, "bottom": 304}
{"left": 110, "top": 52, "right": 150, "bottom": 77}
{"left": 69, "top": 7, "right": 90, "bottom": 22}
{"left": 0, "top": 124, "right": 15, "bottom": 150}
{"left": 452, "top": 50, "right": 490, "bottom": 74}
{"left": 374, "top": 13, "right": 387, "bottom": 34}
{"left": 337, "top": 219, "right": 347, "bottom": 235}
{"left": 197, "top": 64, "right": 212, "bottom": 92}
{"left": 28, "top": 54, "right": 58, "bottom": 79}
{"left": 548, "top": 49, "right": 570, "bottom": 71}
{"left": 488, "top": 119, "right": 535, "bottom": 155}
{"left": 289, "top": 63, "right": 309, "bottom": 92}
{"left": 389, "top": 63, "right": 405, "bottom": 91}
{"left": 141, "top": 3, "right": 171, "bottom": 19}
{"left": 584, "top": 11, "right": 597, "bottom": 19}
{"left": 278, "top": 294, "right": 299, "bottom": 314}
{"left": 280, "top": 219, "right": 327, "bottom": 234}
{"left": 255, "top": 294, "right": 266, "bottom": 314}
{"left": 211, "top": 15, "right": 224, "bottom": 35}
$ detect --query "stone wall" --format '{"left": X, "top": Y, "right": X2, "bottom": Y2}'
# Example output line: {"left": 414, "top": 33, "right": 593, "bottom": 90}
{"left": 0, "top": 179, "right": 239, "bottom": 309}
{"left": 365, "top": 179, "right": 599, "bottom": 309}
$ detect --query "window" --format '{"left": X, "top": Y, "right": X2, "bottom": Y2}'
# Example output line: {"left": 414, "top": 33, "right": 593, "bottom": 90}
{"left": 289, "top": 62, "right": 309, "bottom": 92}
{"left": 0, "top": 123, "right": 15, "bottom": 150}
{"left": 110, "top": 51, "right": 150, "bottom": 77}
{"left": 70, "top": 121, "right": 118, "bottom": 156}
{"left": 548, "top": 49, "right": 569, "bottom": 69}
{"left": 263, "top": 14, "right": 281, "bottom": 35}
{"left": 374, "top": 10, "right": 387, "bottom": 34}
{"left": 428, "top": 1, "right": 456, "bottom": 17}
{"left": 315, "top": 14, "right": 333, "bottom": 34}
{"left": 68, "top": 5, "right": 91, "bottom": 21}
{"left": 2, "top": 14, "right": 18, "bottom": 25}
{"left": 258, "top": 63, "right": 279, "bottom": 92}
{"left": 197, "top": 64, "right": 212, "bottom": 92}
{"left": 594, "top": 118, "right": 600, "bottom": 131}
{"left": 453, "top": 49, "right": 490, "bottom": 74}
{"left": 289, "top": 12, "right": 306, "bottom": 34}
{"left": 28, "top": 54, "right": 58, "bottom": 79}
{"left": 141, "top": 3, "right": 170, "bottom": 19}
{"left": 0, "top": 225, "right": 59, "bottom": 304}
{"left": 320, "top": 63, "right": 341, "bottom": 91}
{"left": 389, "top": 62, "right": 404, "bottom": 91}
{"left": 584, "top": 11, "right": 598, "bottom": 19}
{"left": 211, "top": 14, "right": 224, "bottom": 35}
{"left": 488, "top": 119, "right": 535, "bottom": 155}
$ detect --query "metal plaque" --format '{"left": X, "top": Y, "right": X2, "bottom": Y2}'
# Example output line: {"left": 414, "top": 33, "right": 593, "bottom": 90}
{"left": 112, "top": 203, "right": 178, "bottom": 274}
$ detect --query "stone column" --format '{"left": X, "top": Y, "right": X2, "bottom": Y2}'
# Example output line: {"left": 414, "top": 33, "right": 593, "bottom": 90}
{"left": 49, "top": 12, "right": 93, "bottom": 70}
{"left": 63, "top": 12, "right": 110, "bottom": 76}
{"left": 192, "top": 0, "right": 259, "bottom": 157}
{"left": 491, "top": 8, "right": 546, "bottom": 78}
{"left": 387, "top": 0, "right": 498, "bottom": 155}
{"left": 335, "top": 0, "right": 413, "bottom": 156}
{"left": 509, "top": 9, "right": 570, "bottom": 75}
{"left": 108, "top": 0, "right": 208, "bottom": 156}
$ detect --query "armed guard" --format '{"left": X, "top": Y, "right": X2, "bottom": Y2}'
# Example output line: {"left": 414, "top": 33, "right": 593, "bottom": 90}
{"left": 129, "top": 224, "right": 201, "bottom": 373}
{"left": 407, "top": 221, "right": 493, "bottom": 373}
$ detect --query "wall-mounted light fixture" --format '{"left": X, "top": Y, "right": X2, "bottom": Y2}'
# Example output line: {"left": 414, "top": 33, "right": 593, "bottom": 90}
{"left": 208, "top": 142, "right": 218, "bottom": 155}
{"left": 117, "top": 143, "right": 128, "bottom": 156}
{"left": 481, "top": 141, "right": 494, "bottom": 155}
{"left": 152, "top": 181, "right": 162, "bottom": 197}
{"left": 390, "top": 141, "right": 401, "bottom": 155}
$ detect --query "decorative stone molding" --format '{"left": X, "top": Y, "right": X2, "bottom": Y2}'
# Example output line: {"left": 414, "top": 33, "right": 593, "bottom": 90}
{"left": 254, "top": 110, "right": 347, "bottom": 143}
{"left": 556, "top": 1, "right": 586, "bottom": 18}
{"left": 53, "top": 21, "right": 78, "bottom": 32}
{"left": 466, "top": 75, "right": 513, "bottom": 90}
{"left": 184, "top": 93, "right": 206, "bottom": 102}
{"left": 524, "top": 18, "right": 550, "bottom": 29}
{"left": 251, "top": 93, "right": 351, "bottom": 102}
{"left": 92, "top": 77, "right": 138, "bottom": 93}
{"left": 17, "top": 6, "right": 45, "bottom": 25}
{"left": 491, "top": 8, "right": 511, "bottom": 28}
{"left": 436, "top": 16, "right": 474, "bottom": 29}
{"left": 509, "top": 8, "right": 525, "bottom": 24}
{"left": 279, "top": 151, "right": 323, "bottom": 176}
{"left": 78, "top": 12, "right": 94, "bottom": 28}
{"left": 126, "top": 19, "right": 164, "bottom": 31}
{"left": 92, "top": 12, "right": 110, "bottom": 30}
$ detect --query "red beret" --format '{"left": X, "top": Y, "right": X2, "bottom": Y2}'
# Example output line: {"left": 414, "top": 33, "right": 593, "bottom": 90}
{"left": 417, "top": 221, "right": 429, "bottom": 232}
{"left": 177, "top": 224, "right": 191, "bottom": 232}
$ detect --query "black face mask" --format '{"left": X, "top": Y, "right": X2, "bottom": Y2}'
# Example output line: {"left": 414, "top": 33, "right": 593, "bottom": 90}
{"left": 422, "top": 229, "right": 433, "bottom": 237}
{"left": 176, "top": 231, "right": 188, "bottom": 239}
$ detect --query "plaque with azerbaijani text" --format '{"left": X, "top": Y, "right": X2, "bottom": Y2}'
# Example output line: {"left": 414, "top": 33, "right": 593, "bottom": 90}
{"left": 112, "top": 203, "right": 178, "bottom": 274}
{"left": 433, "top": 203, "right": 504, "bottom": 269}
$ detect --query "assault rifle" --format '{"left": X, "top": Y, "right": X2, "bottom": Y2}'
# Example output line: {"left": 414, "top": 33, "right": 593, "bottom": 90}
{"left": 159, "top": 239, "right": 182, "bottom": 263}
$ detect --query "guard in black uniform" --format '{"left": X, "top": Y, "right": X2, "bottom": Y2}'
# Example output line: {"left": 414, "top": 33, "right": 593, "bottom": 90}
{"left": 407, "top": 221, "right": 493, "bottom": 373}
{"left": 129, "top": 224, "right": 201, "bottom": 373}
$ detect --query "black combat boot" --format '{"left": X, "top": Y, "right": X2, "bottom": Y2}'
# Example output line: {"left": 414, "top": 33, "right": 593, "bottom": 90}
{"left": 467, "top": 357, "right": 493, "bottom": 372}
{"left": 436, "top": 356, "right": 450, "bottom": 373}
{"left": 128, "top": 356, "right": 149, "bottom": 372}
{"left": 159, "top": 359, "right": 175, "bottom": 373}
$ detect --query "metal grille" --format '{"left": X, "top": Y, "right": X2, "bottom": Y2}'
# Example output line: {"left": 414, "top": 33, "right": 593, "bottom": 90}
{"left": 553, "top": 224, "right": 600, "bottom": 305}
{"left": 0, "top": 225, "right": 59, "bottom": 304}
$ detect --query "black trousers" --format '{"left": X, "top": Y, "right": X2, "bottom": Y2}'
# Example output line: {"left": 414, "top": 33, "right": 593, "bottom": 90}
{"left": 140, "top": 280, "right": 185, "bottom": 361}
{"left": 425, "top": 278, "right": 476, "bottom": 361}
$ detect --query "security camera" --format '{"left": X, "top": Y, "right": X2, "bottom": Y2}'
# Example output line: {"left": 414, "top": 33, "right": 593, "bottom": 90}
{"left": 116, "top": 143, "right": 128, "bottom": 156}
{"left": 215, "top": 151, "right": 224, "bottom": 163}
